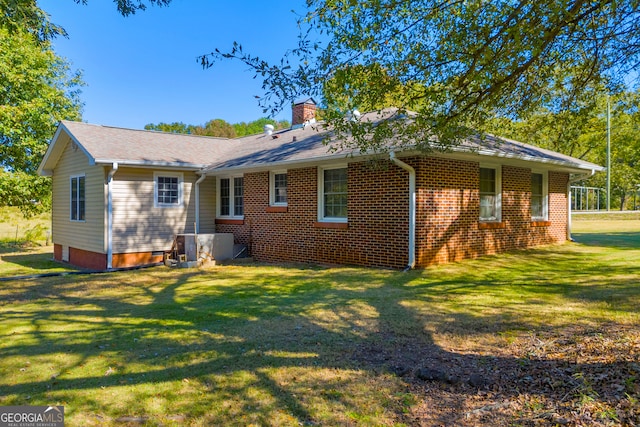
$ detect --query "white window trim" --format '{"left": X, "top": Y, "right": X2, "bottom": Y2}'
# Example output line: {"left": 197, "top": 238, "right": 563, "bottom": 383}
{"left": 269, "top": 170, "right": 288, "bottom": 206}
{"left": 531, "top": 170, "right": 549, "bottom": 221}
{"left": 479, "top": 164, "right": 502, "bottom": 222}
{"left": 217, "top": 175, "right": 244, "bottom": 219}
{"left": 318, "top": 165, "right": 348, "bottom": 223}
{"left": 154, "top": 171, "right": 183, "bottom": 208}
{"left": 70, "top": 174, "right": 86, "bottom": 222}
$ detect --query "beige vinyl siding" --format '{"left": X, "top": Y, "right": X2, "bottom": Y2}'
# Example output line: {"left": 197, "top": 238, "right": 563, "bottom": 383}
{"left": 111, "top": 168, "right": 215, "bottom": 253}
{"left": 51, "top": 134, "right": 106, "bottom": 254}
{"left": 198, "top": 177, "right": 216, "bottom": 233}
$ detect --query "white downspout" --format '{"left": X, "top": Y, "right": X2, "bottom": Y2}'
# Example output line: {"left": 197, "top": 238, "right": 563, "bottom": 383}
{"left": 195, "top": 173, "right": 207, "bottom": 233}
{"left": 106, "top": 162, "right": 118, "bottom": 269}
{"left": 567, "top": 181, "right": 572, "bottom": 242}
{"left": 567, "top": 169, "right": 596, "bottom": 241}
{"left": 390, "top": 152, "right": 416, "bottom": 270}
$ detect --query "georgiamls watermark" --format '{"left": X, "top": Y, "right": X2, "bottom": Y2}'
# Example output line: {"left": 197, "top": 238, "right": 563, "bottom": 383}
{"left": 0, "top": 406, "right": 64, "bottom": 427}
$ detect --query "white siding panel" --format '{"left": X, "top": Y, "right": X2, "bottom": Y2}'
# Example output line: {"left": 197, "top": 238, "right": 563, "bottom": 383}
{"left": 199, "top": 177, "right": 216, "bottom": 233}
{"left": 51, "top": 134, "right": 106, "bottom": 254}
{"left": 111, "top": 168, "right": 205, "bottom": 253}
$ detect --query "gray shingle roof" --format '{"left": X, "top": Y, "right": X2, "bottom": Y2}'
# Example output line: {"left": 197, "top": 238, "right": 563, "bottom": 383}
{"left": 202, "top": 123, "right": 347, "bottom": 171}
{"left": 459, "top": 133, "right": 604, "bottom": 172}
{"left": 59, "top": 120, "right": 230, "bottom": 168}
{"left": 40, "top": 112, "right": 604, "bottom": 176}
{"left": 202, "top": 109, "right": 604, "bottom": 174}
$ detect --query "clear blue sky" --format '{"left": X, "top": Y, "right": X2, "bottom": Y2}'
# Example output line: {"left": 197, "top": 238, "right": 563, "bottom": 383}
{"left": 38, "top": 0, "right": 306, "bottom": 129}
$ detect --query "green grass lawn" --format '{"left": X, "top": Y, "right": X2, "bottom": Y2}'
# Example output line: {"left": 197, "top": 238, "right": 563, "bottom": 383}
{"left": 0, "top": 207, "right": 51, "bottom": 246}
{"left": 0, "top": 245, "right": 77, "bottom": 277}
{"left": 0, "top": 207, "right": 73, "bottom": 277}
{"left": 0, "top": 218, "right": 638, "bottom": 426}
{"left": 572, "top": 212, "right": 640, "bottom": 247}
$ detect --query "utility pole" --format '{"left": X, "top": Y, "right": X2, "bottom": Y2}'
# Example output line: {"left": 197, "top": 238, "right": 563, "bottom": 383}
{"left": 606, "top": 98, "right": 611, "bottom": 211}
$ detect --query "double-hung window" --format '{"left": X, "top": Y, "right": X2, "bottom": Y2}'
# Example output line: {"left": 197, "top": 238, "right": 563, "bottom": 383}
{"left": 218, "top": 176, "right": 244, "bottom": 218}
{"left": 319, "top": 166, "right": 347, "bottom": 222}
{"left": 531, "top": 172, "right": 548, "bottom": 220}
{"left": 270, "top": 171, "right": 287, "bottom": 206}
{"left": 154, "top": 172, "right": 183, "bottom": 208}
{"left": 479, "top": 166, "right": 501, "bottom": 222}
{"left": 70, "top": 175, "right": 85, "bottom": 221}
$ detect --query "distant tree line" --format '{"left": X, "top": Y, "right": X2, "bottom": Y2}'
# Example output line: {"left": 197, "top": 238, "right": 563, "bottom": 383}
{"left": 144, "top": 117, "right": 290, "bottom": 138}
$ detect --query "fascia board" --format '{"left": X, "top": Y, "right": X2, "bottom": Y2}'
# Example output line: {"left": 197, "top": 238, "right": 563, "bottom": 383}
{"left": 94, "top": 159, "right": 207, "bottom": 170}
{"left": 64, "top": 123, "right": 96, "bottom": 165}
{"left": 456, "top": 146, "right": 605, "bottom": 173}
{"left": 201, "top": 151, "right": 369, "bottom": 175}
{"left": 37, "top": 125, "right": 65, "bottom": 176}
{"left": 399, "top": 145, "right": 604, "bottom": 174}
{"left": 38, "top": 123, "right": 97, "bottom": 176}
{"left": 204, "top": 145, "right": 604, "bottom": 176}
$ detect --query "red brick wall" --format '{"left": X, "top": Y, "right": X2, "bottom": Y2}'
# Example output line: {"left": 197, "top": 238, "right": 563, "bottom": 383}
{"left": 69, "top": 246, "right": 107, "bottom": 270}
{"left": 54, "top": 243, "right": 62, "bottom": 262}
{"left": 217, "top": 157, "right": 570, "bottom": 269}
{"left": 218, "top": 162, "right": 410, "bottom": 268}
{"left": 112, "top": 252, "right": 164, "bottom": 268}
{"left": 415, "top": 159, "right": 568, "bottom": 265}
{"left": 414, "top": 157, "right": 482, "bottom": 265}
{"left": 53, "top": 244, "right": 163, "bottom": 270}
{"left": 547, "top": 171, "right": 570, "bottom": 241}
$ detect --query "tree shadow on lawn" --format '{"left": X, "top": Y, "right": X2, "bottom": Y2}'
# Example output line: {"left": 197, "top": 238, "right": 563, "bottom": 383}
{"left": 0, "top": 248, "right": 76, "bottom": 277}
{"left": 572, "top": 231, "right": 640, "bottom": 249}
{"left": 0, "top": 256, "right": 638, "bottom": 426}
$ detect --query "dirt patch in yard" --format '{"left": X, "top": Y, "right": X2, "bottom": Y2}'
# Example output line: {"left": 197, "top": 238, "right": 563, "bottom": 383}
{"left": 353, "top": 323, "right": 640, "bottom": 426}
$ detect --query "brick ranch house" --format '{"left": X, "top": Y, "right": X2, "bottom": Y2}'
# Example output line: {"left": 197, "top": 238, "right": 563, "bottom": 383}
{"left": 38, "top": 100, "right": 603, "bottom": 270}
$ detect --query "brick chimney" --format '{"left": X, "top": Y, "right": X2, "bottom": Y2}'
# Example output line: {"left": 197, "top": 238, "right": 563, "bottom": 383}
{"left": 292, "top": 97, "right": 317, "bottom": 126}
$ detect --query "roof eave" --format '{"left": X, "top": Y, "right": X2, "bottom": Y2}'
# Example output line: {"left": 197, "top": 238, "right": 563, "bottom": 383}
{"left": 94, "top": 159, "right": 208, "bottom": 170}
{"left": 201, "top": 150, "right": 364, "bottom": 174}
{"left": 466, "top": 146, "right": 606, "bottom": 173}
{"left": 37, "top": 122, "right": 97, "bottom": 176}
{"left": 37, "top": 124, "right": 64, "bottom": 176}
{"left": 203, "top": 143, "right": 605, "bottom": 175}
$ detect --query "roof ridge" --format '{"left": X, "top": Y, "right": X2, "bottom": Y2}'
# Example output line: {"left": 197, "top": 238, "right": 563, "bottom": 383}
{"left": 61, "top": 120, "right": 231, "bottom": 141}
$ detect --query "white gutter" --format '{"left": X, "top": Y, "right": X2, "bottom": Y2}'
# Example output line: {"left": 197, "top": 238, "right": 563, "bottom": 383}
{"left": 464, "top": 147, "right": 605, "bottom": 172}
{"left": 95, "top": 159, "right": 209, "bottom": 169}
{"left": 106, "top": 162, "right": 119, "bottom": 269}
{"left": 194, "top": 173, "right": 207, "bottom": 233}
{"left": 567, "top": 169, "right": 596, "bottom": 241}
{"left": 389, "top": 152, "right": 416, "bottom": 270}
{"left": 202, "top": 144, "right": 603, "bottom": 177}
{"left": 201, "top": 151, "right": 360, "bottom": 175}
